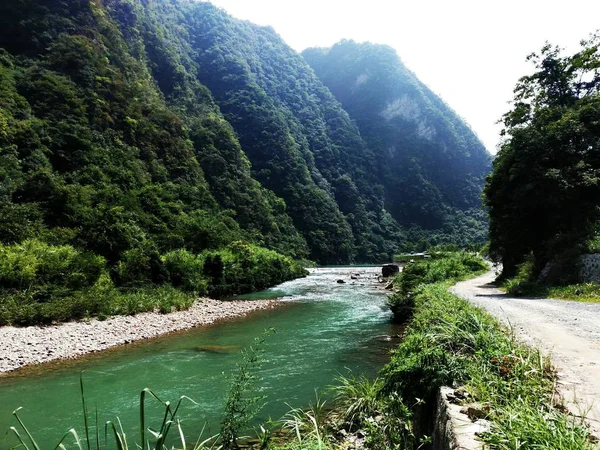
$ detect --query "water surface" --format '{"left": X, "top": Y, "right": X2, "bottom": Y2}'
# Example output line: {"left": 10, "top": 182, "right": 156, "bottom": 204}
{"left": 0, "top": 267, "right": 400, "bottom": 447}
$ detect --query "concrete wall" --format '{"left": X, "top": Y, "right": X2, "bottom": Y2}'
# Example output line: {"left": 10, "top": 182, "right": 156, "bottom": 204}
{"left": 581, "top": 254, "right": 600, "bottom": 283}
{"left": 431, "top": 387, "right": 489, "bottom": 450}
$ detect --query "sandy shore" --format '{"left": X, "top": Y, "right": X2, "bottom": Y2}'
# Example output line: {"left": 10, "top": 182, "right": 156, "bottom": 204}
{"left": 0, "top": 298, "right": 279, "bottom": 374}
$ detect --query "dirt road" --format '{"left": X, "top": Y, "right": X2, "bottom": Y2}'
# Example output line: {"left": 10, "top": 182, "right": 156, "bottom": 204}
{"left": 451, "top": 271, "right": 600, "bottom": 436}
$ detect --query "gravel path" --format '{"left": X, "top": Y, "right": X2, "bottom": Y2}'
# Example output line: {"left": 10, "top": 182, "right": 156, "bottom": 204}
{"left": 0, "top": 299, "right": 279, "bottom": 374}
{"left": 451, "top": 271, "right": 600, "bottom": 436}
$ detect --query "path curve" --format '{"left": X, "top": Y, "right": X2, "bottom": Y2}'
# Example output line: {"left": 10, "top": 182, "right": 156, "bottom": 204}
{"left": 451, "top": 271, "right": 600, "bottom": 436}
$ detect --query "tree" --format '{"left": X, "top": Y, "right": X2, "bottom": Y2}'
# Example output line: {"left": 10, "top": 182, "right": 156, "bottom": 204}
{"left": 484, "top": 34, "right": 600, "bottom": 279}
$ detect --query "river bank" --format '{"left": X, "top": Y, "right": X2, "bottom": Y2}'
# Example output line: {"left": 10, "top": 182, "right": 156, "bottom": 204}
{"left": 1, "top": 266, "right": 395, "bottom": 447}
{"left": 0, "top": 298, "right": 280, "bottom": 374}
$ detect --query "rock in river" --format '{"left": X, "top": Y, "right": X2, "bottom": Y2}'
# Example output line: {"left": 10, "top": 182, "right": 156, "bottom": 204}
{"left": 382, "top": 264, "right": 400, "bottom": 278}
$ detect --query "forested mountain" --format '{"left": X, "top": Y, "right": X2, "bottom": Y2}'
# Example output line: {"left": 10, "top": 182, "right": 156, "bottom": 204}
{"left": 137, "top": 1, "right": 404, "bottom": 263}
{"left": 0, "top": 0, "right": 492, "bottom": 324}
{"left": 303, "top": 41, "right": 492, "bottom": 246}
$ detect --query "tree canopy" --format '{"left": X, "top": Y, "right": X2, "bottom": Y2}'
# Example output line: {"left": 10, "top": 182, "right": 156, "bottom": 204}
{"left": 484, "top": 34, "right": 600, "bottom": 279}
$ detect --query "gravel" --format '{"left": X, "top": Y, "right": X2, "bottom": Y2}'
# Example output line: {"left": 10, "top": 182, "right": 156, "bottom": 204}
{"left": 0, "top": 298, "right": 279, "bottom": 374}
{"left": 451, "top": 271, "right": 600, "bottom": 437}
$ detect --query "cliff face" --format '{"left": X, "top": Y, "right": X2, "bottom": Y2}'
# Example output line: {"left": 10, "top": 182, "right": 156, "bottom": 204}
{"left": 304, "top": 40, "right": 492, "bottom": 246}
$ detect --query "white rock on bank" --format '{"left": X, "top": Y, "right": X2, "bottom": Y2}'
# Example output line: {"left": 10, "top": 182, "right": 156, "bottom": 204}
{"left": 0, "top": 298, "right": 278, "bottom": 374}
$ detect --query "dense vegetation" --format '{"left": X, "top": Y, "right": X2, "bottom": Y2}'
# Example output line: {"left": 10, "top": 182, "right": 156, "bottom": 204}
{"left": 303, "top": 41, "right": 492, "bottom": 249}
{"left": 485, "top": 35, "right": 600, "bottom": 281}
{"left": 0, "top": 0, "right": 492, "bottom": 323}
{"left": 11, "top": 254, "right": 592, "bottom": 449}
{"left": 0, "top": 239, "right": 305, "bottom": 325}
{"left": 387, "top": 252, "right": 488, "bottom": 321}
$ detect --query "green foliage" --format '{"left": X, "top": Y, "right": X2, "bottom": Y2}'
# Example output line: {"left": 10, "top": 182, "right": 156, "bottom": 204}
{"left": 387, "top": 252, "right": 488, "bottom": 322}
{"left": 162, "top": 249, "right": 208, "bottom": 294}
{"left": 303, "top": 40, "right": 491, "bottom": 246}
{"left": 0, "top": 0, "right": 491, "bottom": 265}
{"left": 380, "top": 281, "right": 593, "bottom": 449}
{"left": 0, "top": 239, "right": 303, "bottom": 325}
{"left": 485, "top": 35, "right": 600, "bottom": 278}
{"left": 0, "top": 239, "right": 104, "bottom": 290}
{"left": 120, "top": 0, "right": 409, "bottom": 263}
{"left": 331, "top": 374, "right": 384, "bottom": 430}
{"left": 201, "top": 242, "right": 307, "bottom": 298}
{"left": 220, "top": 328, "right": 275, "bottom": 449}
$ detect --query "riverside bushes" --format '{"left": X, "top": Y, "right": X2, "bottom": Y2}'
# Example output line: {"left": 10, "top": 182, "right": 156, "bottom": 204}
{"left": 0, "top": 240, "right": 306, "bottom": 326}
{"left": 278, "top": 253, "right": 594, "bottom": 449}
{"left": 387, "top": 252, "right": 488, "bottom": 322}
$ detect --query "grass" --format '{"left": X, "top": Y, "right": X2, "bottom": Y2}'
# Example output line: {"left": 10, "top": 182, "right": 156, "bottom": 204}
{"left": 387, "top": 251, "right": 488, "bottom": 322}
{"left": 379, "top": 280, "right": 596, "bottom": 449}
{"left": 502, "top": 278, "right": 600, "bottom": 303}
{"left": 500, "top": 251, "right": 600, "bottom": 303}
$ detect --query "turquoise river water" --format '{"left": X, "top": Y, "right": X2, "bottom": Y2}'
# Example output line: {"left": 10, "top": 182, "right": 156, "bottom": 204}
{"left": 0, "top": 267, "right": 401, "bottom": 448}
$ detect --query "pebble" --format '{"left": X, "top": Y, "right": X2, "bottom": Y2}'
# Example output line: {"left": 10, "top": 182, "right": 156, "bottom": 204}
{"left": 0, "top": 298, "right": 279, "bottom": 374}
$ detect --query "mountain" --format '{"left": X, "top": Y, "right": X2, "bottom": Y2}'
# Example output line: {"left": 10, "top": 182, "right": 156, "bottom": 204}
{"left": 303, "top": 40, "right": 492, "bottom": 247}
{"left": 0, "top": 0, "right": 490, "bottom": 273}
{"left": 132, "top": 1, "right": 405, "bottom": 263}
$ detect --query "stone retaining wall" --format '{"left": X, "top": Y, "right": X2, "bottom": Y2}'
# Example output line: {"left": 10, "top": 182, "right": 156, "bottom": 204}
{"left": 431, "top": 387, "right": 489, "bottom": 450}
{"left": 581, "top": 254, "right": 600, "bottom": 283}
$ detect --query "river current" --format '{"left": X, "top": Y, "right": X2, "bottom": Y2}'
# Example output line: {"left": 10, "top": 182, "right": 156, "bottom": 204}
{"left": 0, "top": 266, "right": 400, "bottom": 447}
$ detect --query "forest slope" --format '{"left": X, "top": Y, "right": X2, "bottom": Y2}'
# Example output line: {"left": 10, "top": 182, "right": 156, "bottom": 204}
{"left": 303, "top": 40, "right": 492, "bottom": 247}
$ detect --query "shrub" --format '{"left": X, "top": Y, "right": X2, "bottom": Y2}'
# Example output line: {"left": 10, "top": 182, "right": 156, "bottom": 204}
{"left": 387, "top": 252, "right": 487, "bottom": 322}
{"left": 162, "top": 249, "right": 208, "bottom": 294}
{"left": 0, "top": 239, "right": 105, "bottom": 290}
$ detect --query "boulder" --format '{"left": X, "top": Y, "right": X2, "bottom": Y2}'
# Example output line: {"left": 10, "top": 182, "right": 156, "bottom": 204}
{"left": 382, "top": 264, "right": 400, "bottom": 278}
{"left": 337, "top": 279, "right": 346, "bottom": 284}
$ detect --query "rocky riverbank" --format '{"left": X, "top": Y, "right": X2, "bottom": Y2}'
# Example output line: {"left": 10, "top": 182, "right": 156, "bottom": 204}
{"left": 0, "top": 298, "right": 279, "bottom": 374}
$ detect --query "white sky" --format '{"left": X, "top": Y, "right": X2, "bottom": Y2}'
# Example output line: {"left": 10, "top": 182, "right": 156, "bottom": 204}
{"left": 206, "top": 0, "right": 600, "bottom": 154}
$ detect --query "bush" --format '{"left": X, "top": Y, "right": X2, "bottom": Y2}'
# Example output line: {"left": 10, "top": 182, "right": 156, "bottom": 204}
{"left": 114, "top": 246, "right": 169, "bottom": 287}
{"left": 0, "top": 239, "right": 105, "bottom": 290}
{"left": 387, "top": 252, "right": 487, "bottom": 322}
{"left": 0, "top": 239, "right": 304, "bottom": 325}
{"left": 162, "top": 249, "right": 208, "bottom": 294}
{"left": 203, "top": 241, "right": 307, "bottom": 298}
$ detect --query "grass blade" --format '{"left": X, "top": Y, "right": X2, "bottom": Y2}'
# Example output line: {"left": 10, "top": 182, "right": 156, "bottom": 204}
{"left": 9, "top": 426, "right": 31, "bottom": 450}
{"left": 53, "top": 429, "right": 84, "bottom": 450}
{"left": 12, "top": 408, "right": 40, "bottom": 450}
{"left": 80, "top": 374, "right": 91, "bottom": 450}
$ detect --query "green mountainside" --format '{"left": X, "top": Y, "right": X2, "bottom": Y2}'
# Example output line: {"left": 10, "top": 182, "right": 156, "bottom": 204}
{"left": 303, "top": 40, "right": 492, "bottom": 247}
{"left": 0, "top": 0, "right": 491, "bottom": 323}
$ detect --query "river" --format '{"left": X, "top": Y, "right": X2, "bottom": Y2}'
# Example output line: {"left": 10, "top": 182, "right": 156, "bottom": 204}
{"left": 0, "top": 267, "right": 400, "bottom": 447}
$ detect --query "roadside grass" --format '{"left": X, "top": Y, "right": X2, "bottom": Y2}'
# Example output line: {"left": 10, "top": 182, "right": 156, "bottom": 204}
{"left": 503, "top": 279, "right": 600, "bottom": 303}
{"left": 387, "top": 251, "right": 488, "bottom": 322}
{"left": 500, "top": 252, "right": 600, "bottom": 303}
{"left": 378, "top": 281, "right": 596, "bottom": 449}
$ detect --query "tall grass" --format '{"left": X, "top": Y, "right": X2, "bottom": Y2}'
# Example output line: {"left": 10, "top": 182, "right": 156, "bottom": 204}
{"left": 7, "top": 375, "right": 217, "bottom": 450}
{"left": 380, "top": 281, "right": 595, "bottom": 449}
{"left": 387, "top": 251, "right": 488, "bottom": 322}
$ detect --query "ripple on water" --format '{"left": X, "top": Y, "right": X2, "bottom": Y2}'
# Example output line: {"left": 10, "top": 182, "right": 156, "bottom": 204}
{"left": 0, "top": 266, "right": 397, "bottom": 447}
